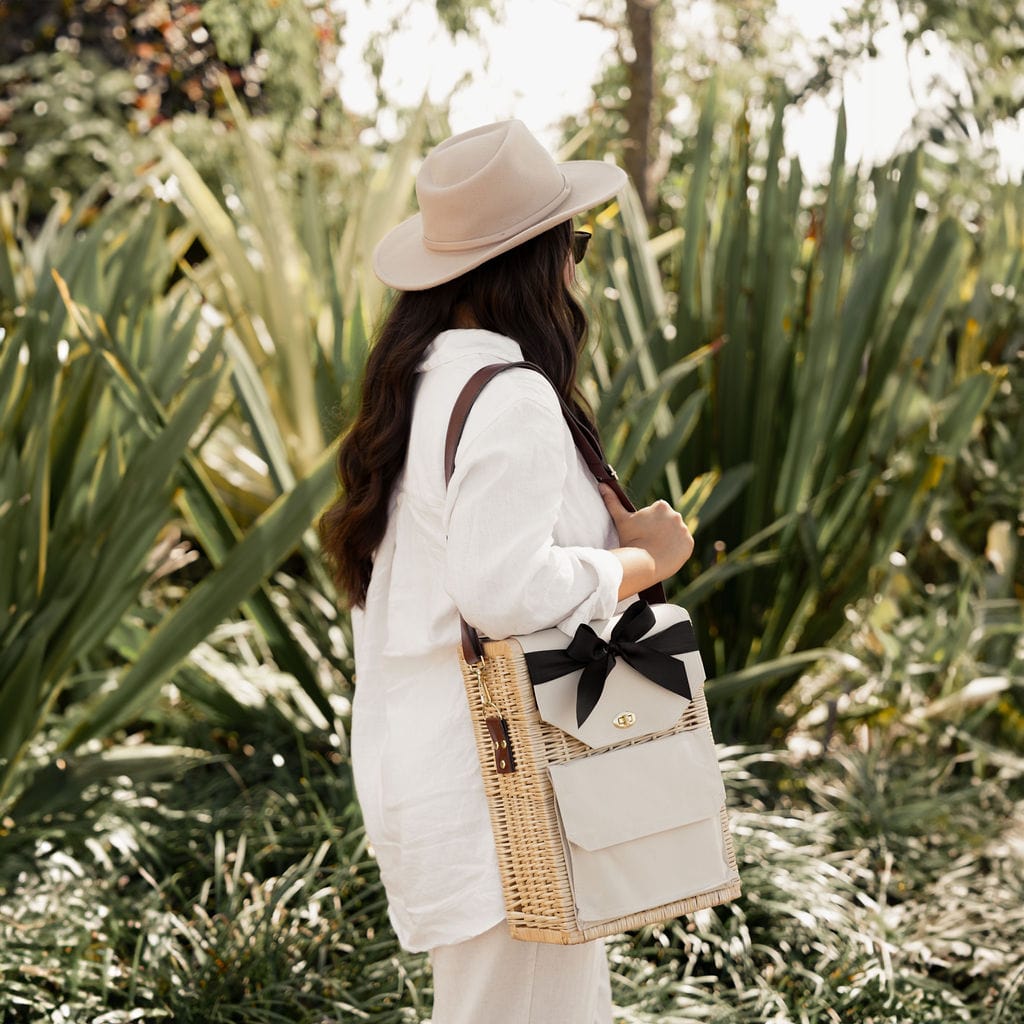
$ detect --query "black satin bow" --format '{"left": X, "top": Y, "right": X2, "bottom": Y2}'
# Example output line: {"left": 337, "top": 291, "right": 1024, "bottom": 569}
{"left": 524, "top": 601, "right": 698, "bottom": 727}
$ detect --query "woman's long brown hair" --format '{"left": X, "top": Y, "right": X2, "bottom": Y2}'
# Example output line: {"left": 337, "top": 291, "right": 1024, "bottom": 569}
{"left": 320, "top": 220, "right": 593, "bottom": 607}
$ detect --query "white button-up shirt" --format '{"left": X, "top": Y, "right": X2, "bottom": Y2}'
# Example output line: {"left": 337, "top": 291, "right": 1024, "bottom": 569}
{"left": 350, "top": 328, "right": 623, "bottom": 952}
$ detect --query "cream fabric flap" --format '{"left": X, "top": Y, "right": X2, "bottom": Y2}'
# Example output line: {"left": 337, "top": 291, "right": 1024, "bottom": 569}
{"left": 548, "top": 730, "right": 726, "bottom": 851}
{"left": 548, "top": 730, "right": 733, "bottom": 924}
{"left": 518, "top": 603, "right": 706, "bottom": 749}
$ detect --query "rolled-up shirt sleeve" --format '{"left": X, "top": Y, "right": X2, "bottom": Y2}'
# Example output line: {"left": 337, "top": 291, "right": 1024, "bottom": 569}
{"left": 443, "top": 389, "right": 622, "bottom": 640}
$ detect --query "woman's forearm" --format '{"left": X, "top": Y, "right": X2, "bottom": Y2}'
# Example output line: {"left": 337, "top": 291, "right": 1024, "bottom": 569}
{"left": 610, "top": 547, "right": 659, "bottom": 601}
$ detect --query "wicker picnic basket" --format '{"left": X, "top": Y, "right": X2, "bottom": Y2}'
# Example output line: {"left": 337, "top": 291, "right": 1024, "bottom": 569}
{"left": 446, "top": 363, "right": 742, "bottom": 945}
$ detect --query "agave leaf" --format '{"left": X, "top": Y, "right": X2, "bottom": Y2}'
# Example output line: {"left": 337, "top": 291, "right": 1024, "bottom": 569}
{"left": 612, "top": 384, "right": 668, "bottom": 477}
{"left": 64, "top": 443, "right": 340, "bottom": 749}
{"left": 335, "top": 96, "right": 430, "bottom": 318}
{"left": 0, "top": 631, "right": 48, "bottom": 767}
{"left": 690, "top": 463, "right": 755, "bottom": 532}
{"left": 8, "top": 744, "right": 215, "bottom": 822}
{"left": 628, "top": 390, "right": 706, "bottom": 501}
{"left": 223, "top": 332, "right": 296, "bottom": 493}
{"left": 709, "top": 648, "right": 848, "bottom": 701}
{"left": 933, "top": 369, "right": 1002, "bottom": 452}
{"left": 676, "top": 76, "right": 718, "bottom": 344}
{"left": 676, "top": 470, "right": 718, "bottom": 522}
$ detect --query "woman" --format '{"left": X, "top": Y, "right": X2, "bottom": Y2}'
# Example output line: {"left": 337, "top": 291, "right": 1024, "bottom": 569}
{"left": 320, "top": 120, "right": 694, "bottom": 1024}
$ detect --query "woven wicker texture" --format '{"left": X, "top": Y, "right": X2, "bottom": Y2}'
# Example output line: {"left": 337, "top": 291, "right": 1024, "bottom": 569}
{"left": 459, "top": 637, "right": 742, "bottom": 945}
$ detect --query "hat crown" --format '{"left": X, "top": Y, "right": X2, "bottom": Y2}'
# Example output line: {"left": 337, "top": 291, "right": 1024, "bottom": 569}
{"left": 417, "top": 120, "right": 570, "bottom": 252}
{"left": 372, "top": 119, "right": 626, "bottom": 290}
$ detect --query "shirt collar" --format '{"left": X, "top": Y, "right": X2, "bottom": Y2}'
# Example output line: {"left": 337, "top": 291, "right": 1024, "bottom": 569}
{"left": 418, "top": 329, "right": 524, "bottom": 372}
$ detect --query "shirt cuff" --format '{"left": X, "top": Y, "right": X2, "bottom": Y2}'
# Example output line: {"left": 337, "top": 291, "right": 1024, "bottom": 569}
{"left": 554, "top": 547, "right": 623, "bottom": 636}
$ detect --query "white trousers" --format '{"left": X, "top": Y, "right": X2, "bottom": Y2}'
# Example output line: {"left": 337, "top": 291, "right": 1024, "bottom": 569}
{"left": 428, "top": 920, "right": 613, "bottom": 1024}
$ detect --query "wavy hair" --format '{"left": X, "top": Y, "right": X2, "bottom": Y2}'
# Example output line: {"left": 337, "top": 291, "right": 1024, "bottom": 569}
{"left": 320, "top": 220, "right": 594, "bottom": 607}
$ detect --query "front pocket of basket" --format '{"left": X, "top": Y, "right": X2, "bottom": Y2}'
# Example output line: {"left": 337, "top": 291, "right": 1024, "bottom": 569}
{"left": 548, "top": 730, "right": 733, "bottom": 924}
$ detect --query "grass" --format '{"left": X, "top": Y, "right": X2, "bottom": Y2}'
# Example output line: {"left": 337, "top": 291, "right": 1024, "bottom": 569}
{"left": 2, "top": 676, "right": 1021, "bottom": 1022}
{"left": 0, "top": 703, "right": 430, "bottom": 1023}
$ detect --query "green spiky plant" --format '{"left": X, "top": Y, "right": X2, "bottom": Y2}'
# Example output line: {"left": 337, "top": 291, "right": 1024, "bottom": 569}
{"left": 0, "top": 185, "right": 341, "bottom": 814}
{"left": 578, "top": 87, "right": 1016, "bottom": 743}
{"left": 0, "top": 92, "right": 435, "bottom": 811}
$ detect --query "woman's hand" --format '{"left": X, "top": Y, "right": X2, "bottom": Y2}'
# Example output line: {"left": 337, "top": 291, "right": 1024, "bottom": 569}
{"left": 599, "top": 484, "right": 694, "bottom": 600}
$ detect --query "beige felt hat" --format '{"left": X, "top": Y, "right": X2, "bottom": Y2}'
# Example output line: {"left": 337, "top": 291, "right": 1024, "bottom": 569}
{"left": 372, "top": 119, "right": 627, "bottom": 291}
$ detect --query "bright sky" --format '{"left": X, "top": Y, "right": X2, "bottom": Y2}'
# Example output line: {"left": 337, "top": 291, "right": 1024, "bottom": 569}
{"left": 336, "top": 0, "right": 1024, "bottom": 185}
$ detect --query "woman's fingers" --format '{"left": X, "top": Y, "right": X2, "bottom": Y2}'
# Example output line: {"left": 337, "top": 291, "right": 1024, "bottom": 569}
{"left": 598, "top": 483, "right": 632, "bottom": 530}
{"left": 600, "top": 483, "right": 694, "bottom": 583}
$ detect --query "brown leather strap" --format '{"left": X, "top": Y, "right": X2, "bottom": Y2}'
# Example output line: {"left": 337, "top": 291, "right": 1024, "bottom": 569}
{"left": 445, "top": 361, "right": 667, "bottom": 663}
{"left": 445, "top": 362, "right": 626, "bottom": 496}
{"left": 485, "top": 715, "right": 516, "bottom": 774}
{"left": 443, "top": 363, "right": 528, "bottom": 487}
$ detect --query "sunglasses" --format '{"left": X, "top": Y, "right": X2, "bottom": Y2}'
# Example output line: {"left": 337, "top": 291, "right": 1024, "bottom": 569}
{"left": 572, "top": 230, "right": 592, "bottom": 264}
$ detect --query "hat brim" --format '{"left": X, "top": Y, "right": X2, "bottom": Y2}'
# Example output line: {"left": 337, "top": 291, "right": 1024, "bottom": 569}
{"left": 372, "top": 160, "right": 627, "bottom": 292}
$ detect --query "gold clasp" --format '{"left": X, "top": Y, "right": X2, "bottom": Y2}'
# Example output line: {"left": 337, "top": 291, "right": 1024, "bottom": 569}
{"left": 613, "top": 711, "right": 636, "bottom": 729}
{"left": 472, "top": 661, "right": 498, "bottom": 713}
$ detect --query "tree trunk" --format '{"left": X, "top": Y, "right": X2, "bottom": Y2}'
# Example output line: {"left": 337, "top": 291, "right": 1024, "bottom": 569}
{"left": 624, "top": 0, "right": 657, "bottom": 220}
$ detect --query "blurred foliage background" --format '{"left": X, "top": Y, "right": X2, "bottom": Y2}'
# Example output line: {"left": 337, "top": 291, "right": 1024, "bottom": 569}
{"left": 0, "top": 0, "right": 1022, "bottom": 1021}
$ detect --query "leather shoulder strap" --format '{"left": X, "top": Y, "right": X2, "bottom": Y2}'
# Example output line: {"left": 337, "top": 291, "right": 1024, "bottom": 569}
{"left": 444, "top": 361, "right": 667, "bottom": 662}
{"left": 446, "top": 362, "right": 622, "bottom": 499}
{"left": 444, "top": 362, "right": 533, "bottom": 486}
